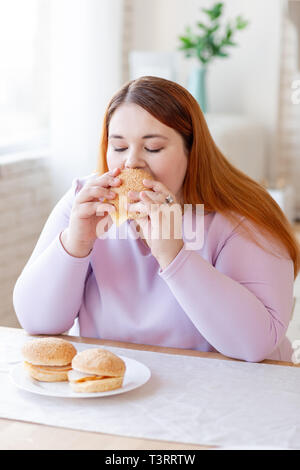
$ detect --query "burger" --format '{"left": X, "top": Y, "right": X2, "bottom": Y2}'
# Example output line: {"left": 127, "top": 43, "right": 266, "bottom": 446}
{"left": 68, "top": 347, "right": 126, "bottom": 393}
{"left": 106, "top": 168, "right": 153, "bottom": 226}
{"left": 22, "top": 337, "right": 77, "bottom": 382}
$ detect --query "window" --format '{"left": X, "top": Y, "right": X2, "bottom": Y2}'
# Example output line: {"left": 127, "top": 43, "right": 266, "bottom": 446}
{"left": 0, "top": 0, "right": 50, "bottom": 154}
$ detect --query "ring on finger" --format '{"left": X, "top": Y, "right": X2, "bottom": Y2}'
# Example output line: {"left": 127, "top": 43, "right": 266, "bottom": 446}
{"left": 142, "top": 191, "right": 174, "bottom": 205}
{"left": 164, "top": 194, "right": 174, "bottom": 204}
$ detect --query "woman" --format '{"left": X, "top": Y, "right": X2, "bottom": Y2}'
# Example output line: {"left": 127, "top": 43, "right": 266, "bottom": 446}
{"left": 13, "top": 76, "right": 300, "bottom": 362}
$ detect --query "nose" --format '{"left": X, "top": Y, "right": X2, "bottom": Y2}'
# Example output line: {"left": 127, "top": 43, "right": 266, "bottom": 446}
{"left": 124, "top": 149, "right": 146, "bottom": 170}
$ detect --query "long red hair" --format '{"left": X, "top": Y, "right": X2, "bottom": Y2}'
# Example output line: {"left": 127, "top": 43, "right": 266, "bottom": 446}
{"left": 96, "top": 76, "right": 300, "bottom": 279}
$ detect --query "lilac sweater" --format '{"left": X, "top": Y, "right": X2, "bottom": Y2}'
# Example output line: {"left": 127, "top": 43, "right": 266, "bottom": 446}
{"left": 13, "top": 173, "right": 295, "bottom": 362}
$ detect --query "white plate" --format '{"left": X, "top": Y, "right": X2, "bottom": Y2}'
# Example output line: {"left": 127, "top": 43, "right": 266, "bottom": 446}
{"left": 10, "top": 356, "right": 151, "bottom": 398}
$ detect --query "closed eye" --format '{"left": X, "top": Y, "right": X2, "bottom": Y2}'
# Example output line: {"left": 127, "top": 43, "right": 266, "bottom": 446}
{"left": 146, "top": 148, "right": 163, "bottom": 153}
{"left": 113, "top": 148, "right": 163, "bottom": 153}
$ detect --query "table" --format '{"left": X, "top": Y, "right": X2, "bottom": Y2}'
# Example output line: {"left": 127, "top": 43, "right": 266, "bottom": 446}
{"left": 0, "top": 327, "right": 298, "bottom": 450}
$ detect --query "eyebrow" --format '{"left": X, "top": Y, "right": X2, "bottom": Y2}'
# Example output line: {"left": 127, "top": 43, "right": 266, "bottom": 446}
{"left": 108, "top": 134, "right": 169, "bottom": 140}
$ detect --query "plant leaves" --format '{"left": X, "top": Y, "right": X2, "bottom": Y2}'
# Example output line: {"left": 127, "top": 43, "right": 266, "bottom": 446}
{"left": 202, "top": 2, "right": 223, "bottom": 21}
{"left": 225, "top": 23, "right": 232, "bottom": 39}
{"left": 177, "top": 2, "right": 248, "bottom": 63}
{"left": 207, "top": 24, "right": 220, "bottom": 35}
{"left": 236, "top": 15, "right": 249, "bottom": 29}
{"left": 197, "top": 22, "right": 207, "bottom": 31}
{"left": 216, "top": 51, "right": 229, "bottom": 57}
{"left": 178, "top": 36, "right": 195, "bottom": 48}
{"left": 226, "top": 40, "right": 237, "bottom": 47}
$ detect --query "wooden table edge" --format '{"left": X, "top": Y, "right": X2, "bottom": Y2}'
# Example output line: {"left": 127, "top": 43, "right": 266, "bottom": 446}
{"left": 0, "top": 417, "right": 214, "bottom": 450}
{"left": 2, "top": 326, "right": 298, "bottom": 366}
{"left": 63, "top": 332, "right": 299, "bottom": 367}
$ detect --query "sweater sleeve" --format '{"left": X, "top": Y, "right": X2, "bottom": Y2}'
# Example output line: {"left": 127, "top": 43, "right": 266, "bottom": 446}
{"left": 13, "top": 177, "right": 93, "bottom": 335}
{"left": 158, "top": 219, "right": 294, "bottom": 362}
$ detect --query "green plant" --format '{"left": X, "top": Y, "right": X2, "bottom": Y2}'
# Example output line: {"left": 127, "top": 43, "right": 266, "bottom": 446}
{"left": 178, "top": 2, "right": 249, "bottom": 66}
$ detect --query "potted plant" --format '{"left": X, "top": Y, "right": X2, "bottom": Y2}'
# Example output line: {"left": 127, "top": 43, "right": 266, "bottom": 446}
{"left": 177, "top": 2, "right": 249, "bottom": 113}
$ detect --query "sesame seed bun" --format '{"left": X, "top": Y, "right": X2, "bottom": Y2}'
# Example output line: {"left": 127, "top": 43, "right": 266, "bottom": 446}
{"left": 107, "top": 168, "right": 153, "bottom": 227}
{"left": 22, "top": 337, "right": 77, "bottom": 366}
{"left": 69, "top": 348, "right": 126, "bottom": 393}
{"left": 22, "top": 337, "right": 77, "bottom": 382}
{"left": 71, "top": 348, "right": 125, "bottom": 377}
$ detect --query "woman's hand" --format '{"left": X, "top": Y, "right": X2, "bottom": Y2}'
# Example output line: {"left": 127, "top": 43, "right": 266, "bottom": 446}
{"left": 61, "top": 168, "right": 122, "bottom": 257}
{"left": 128, "top": 179, "right": 184, "bottom": 270}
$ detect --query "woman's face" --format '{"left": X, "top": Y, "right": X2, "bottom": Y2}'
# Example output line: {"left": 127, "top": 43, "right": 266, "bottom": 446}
{"left": 106, "top": 103, "right": 188, "bottom": 202}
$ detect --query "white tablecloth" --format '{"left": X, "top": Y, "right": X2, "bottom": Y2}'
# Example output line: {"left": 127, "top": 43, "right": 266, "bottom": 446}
{"left": 0, "top": 329, "right": 300, "bottom": 449}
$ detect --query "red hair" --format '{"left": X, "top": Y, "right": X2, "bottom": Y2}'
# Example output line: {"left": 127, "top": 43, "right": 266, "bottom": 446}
{"left": 96, "top": 76, "right": 300, "bottom": 278}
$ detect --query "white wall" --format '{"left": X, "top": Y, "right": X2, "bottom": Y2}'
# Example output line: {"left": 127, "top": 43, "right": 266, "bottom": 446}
{"left": 0, "top": 153, "right": 53, "bottom": 327}
{"left": 50, "top": 0, "right": 124, "bottom": 202}
{"left": 130, "top": 0, "right": 283, "bottom": 185}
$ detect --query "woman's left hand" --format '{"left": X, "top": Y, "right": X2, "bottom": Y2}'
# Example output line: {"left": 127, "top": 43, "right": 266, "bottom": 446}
{"left": 127, "top": 178, "right": 184, "bottom": 270}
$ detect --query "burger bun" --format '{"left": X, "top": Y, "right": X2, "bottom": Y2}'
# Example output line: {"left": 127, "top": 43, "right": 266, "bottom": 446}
{"left": 22, "top": 337, "right": 77, "bottom": 382}
{"left": 69, "top": 347, "right": 126, "bottom": 393}
{"left": 106, "top": 168, "right": 153, "bottom": 226}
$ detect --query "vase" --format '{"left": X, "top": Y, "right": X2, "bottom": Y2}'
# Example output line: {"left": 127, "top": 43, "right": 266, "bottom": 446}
{"left": 187, "top": 66, "right": 207, "bottom": 113}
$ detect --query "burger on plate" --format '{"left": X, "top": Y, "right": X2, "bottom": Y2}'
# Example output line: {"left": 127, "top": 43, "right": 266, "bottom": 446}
{"left": 68, "top": 347, "right": 126, "bottom": 393}
{"left": 105, "top": 168, "right": 153, "bottom": 226}
{"left": 22, "top": 337, "right": 77, "bottom": 382}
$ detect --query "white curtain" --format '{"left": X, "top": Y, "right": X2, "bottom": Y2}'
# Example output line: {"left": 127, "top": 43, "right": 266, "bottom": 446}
{"left": 50, "top": 0, "right": 124, "bottom": 201}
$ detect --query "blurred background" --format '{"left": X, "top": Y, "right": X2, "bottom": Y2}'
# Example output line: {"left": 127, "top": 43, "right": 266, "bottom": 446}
{"left": 0, "top": 0, "right": 299, "bottom": 340}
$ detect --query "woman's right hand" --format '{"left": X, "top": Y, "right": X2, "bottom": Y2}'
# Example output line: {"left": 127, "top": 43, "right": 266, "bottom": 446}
{"left": 61, "top": 168, "right": 122, "bottom": 257}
